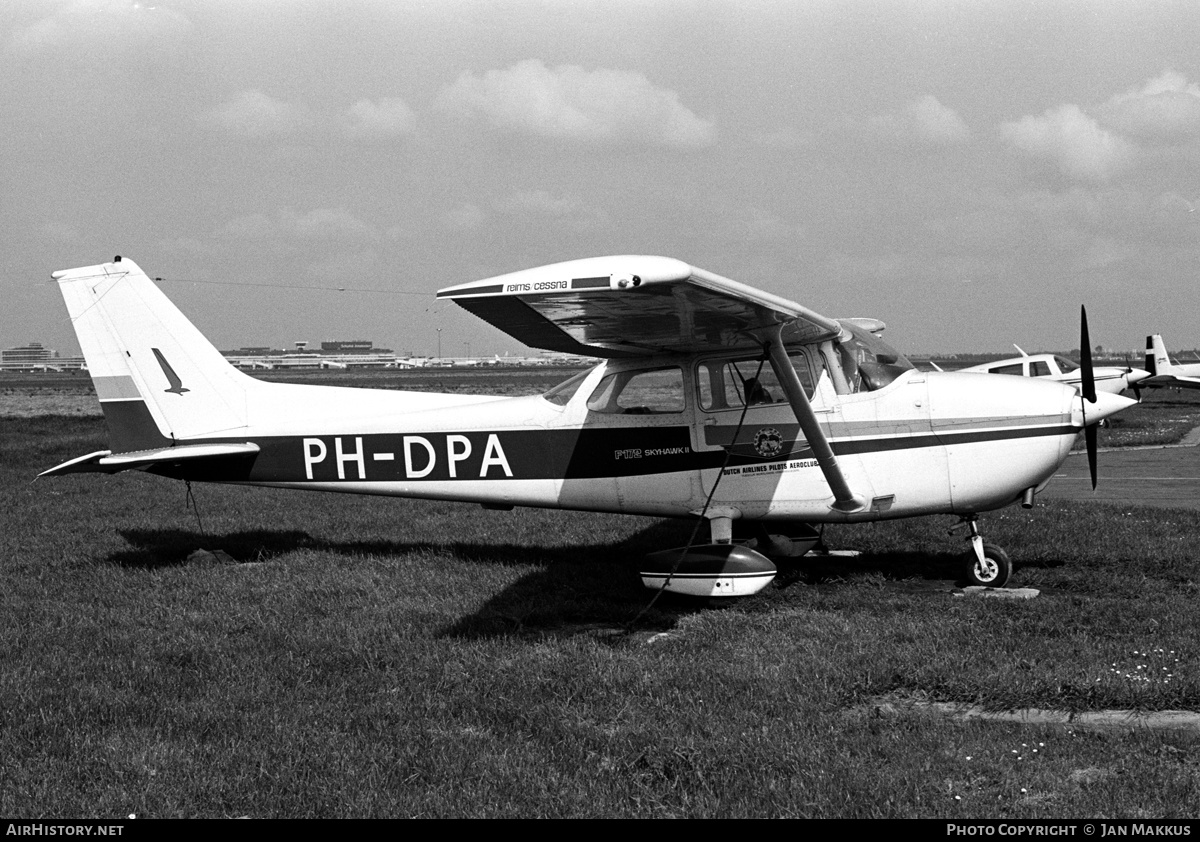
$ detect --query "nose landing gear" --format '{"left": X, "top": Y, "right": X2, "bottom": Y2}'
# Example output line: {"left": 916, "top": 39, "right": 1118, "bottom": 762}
{"left": 953, "top": 515, "right": 1013, "bottom": 588}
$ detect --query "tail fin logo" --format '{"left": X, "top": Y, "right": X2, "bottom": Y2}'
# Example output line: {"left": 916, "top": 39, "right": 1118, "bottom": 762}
{"left": 152, "top": 348, "right": 190, "bottom": 395}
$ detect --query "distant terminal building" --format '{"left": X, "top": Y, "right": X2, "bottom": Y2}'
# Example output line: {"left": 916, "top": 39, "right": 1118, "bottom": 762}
{"left": 220, "top": 339, "right": 404, "bottom": 370}
{"left": 216, "top": 339, "right": 587, "bottom": 371}
{"left": 3, "top": 342, "right": 53, "bottom": 366}
{"left": 1, "top": 342, "right": 85, "bottom": 372}
{"left": 321, "top": 340, "right": 393, "bottom": 354}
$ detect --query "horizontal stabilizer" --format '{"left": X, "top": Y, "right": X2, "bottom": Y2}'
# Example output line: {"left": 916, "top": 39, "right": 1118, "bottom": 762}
{"left": 40, "top": 443, "right": 260, "bottom": 477}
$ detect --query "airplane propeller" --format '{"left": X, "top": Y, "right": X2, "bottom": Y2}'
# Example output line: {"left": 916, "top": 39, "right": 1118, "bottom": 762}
{"left": 1079, "top": 305, "right": 1099, "bottom": 489}
{"left": 1131, "top": 374, "right": 1143, "bottom": 403}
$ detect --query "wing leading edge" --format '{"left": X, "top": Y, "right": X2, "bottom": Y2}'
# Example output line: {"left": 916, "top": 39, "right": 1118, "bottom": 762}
{"left": 436, "top": 256, "right": 842, "bottom": 358}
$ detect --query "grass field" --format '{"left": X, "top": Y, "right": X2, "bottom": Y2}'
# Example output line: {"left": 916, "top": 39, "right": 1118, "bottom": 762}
{"left": 4, "top": 382, "right": 1200, "bottom": 818}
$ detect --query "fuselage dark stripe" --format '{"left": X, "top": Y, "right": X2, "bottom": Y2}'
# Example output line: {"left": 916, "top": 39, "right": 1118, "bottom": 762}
{"left": 141, "top": 421, "right": 1079, "bottom": 484}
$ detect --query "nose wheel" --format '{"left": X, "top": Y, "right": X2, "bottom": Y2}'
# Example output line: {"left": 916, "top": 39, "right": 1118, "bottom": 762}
{"left": 955, "top": 516, "right": 1013, "bottom": 588}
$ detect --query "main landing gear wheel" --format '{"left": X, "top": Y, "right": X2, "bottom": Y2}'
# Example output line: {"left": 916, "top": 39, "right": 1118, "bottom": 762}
{"left": 964, "top": 542, "right": 1012, "bottom": 588}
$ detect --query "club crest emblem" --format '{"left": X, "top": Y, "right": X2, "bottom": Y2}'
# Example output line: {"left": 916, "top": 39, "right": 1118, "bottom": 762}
{"left": 752, "top": 428, "right": 784, "bottom": 458}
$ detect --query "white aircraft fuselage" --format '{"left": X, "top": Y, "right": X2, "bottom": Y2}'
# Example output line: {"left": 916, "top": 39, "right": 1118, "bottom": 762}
{"left": 957, "top": 353, "right": 1149, "bottom": 396}
{"left": 42, "top": 256, "right": 1134, "bottom": 594}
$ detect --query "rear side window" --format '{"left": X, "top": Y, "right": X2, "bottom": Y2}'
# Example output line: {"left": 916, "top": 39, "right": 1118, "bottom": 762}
{"left": 988, "top": 363, "right": 1024, "bottom": 376}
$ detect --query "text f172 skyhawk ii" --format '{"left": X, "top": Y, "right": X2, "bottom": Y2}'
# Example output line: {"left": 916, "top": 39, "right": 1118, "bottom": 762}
{"left": 42, "top": 256, "right": 1133, "bottom": 595}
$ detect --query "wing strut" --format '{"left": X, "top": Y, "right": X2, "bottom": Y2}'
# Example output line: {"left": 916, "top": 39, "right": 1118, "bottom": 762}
{"left": 763, "top": 326, "right": 866, "bottom": 513}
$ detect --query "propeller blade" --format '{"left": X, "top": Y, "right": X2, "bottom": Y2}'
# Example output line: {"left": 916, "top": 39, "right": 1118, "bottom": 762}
{"left": 1079, "top": 305, "right": 1097, "bottom": 404}
{"left": 1085, "top": 422, "right": 1099, "bottom": 490}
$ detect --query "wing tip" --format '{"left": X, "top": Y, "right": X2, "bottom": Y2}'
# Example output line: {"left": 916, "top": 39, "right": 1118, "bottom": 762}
{"left": 51, "top": 256, "right": 141, "bottom": 283}
{"left": 437, "top": 255, "right": 693, "bottom": 298}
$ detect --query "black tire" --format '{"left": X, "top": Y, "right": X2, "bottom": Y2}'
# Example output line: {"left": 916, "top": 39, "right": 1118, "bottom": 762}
{"left": 964, "top": 542, "right": 1012, "bottom": 588}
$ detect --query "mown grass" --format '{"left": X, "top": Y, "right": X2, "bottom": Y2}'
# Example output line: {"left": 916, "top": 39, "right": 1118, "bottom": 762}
{"left": 1094, "top": 389, "right": 1200, "bottom": 448}
{"left": 4, "top": 415, "right": 1200, "bottom": 818}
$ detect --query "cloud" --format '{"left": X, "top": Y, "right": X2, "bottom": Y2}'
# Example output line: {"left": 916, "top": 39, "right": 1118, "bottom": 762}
{"left": 217, "top": 208, "right": 380, "bottom": 243}
{"left": 42, "top": 221, "right": 81, "bottom": 243}
{"left": 289, "top": 208, "right": 379, "bottom": 242}
{"left": 905, "top": 95, "right": 972, "bottom": 144}
{"left": 865, "top": 95, "right": 971, "bottom": 147}
{"left": 436, "top": 59, "right": 715, "bottom": 148}
{"left": 8, "top": 0, "right": 193, "bottom": 57}
{"left": 1100, "top": 70, "right": 1200, "bottom": 141}
{"left": 439, "top": 189, "right": 614, "bottom": 231}
{"left": 717, "top": 207, "right": 803, "bottom": 243}
{"left": 201, "top": 90, "right": 315, "bottom": 138}
{"left": 440, "top": 203, "right": 486, "bottom": 231}
{"left": 1000, "top": 104, "right": 1137, "bottom": 182}
{"left": 751, "top": 128, "right": 816, "bottom": 150}
{"left": 217, "top": 212, "right": 275, "bottom": 240}
{"left": 998, "top": 72, "right": 1200, "bottom": 183}
{"left": 341, "top": 98, "right": 417, "bottom": 139}
{"left": 202, "top": 91, "right": 417, "bottom": 140}
{"left": 494, "top": 189, "right": 586, "bottom": 217}
{"left": 492, "top": 189, "right": 612, "bottom": 231}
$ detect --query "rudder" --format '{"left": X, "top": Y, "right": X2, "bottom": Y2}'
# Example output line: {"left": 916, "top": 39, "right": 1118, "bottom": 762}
{"left": 52, "top": 257, "right": 255, "bottom": 452}
{"left": 1145, "top": 334, "right": 1172, "bottom": 377}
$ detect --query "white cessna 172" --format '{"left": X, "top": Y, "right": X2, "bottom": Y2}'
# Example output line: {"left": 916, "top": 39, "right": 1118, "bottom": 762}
{"left": 953, "top": 346, "right": 1150, "bottom": 397}
{"left": 1143, "top": 334, "right": 1200, "bottom": 390}
{"left": 42, "top": 256, "right": 1135, "bottom": 597}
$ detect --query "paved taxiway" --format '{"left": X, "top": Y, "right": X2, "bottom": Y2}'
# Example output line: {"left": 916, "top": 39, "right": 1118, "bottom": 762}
{"left": 1040, "top": 437, "right": 1200, "bottom": 510}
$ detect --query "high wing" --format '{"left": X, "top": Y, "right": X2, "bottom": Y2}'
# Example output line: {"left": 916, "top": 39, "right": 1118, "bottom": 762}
{"left": 436, "top": 255, "right": 843, "bottom": 358}
{"left": 1142, "top": 374, "right": 1200, "bottom": 390}
{"left": 440, "top": 255, "right": 865, "bottom": 512}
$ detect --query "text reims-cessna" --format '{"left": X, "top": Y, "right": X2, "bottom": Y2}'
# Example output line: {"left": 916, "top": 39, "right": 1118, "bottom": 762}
{"left": 42, "top": 256, "right": 1134, "bottom": 596}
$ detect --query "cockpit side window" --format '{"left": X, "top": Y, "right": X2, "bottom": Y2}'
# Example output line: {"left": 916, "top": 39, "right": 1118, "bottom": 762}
{"left": 1030, "top": 360, "right": 1051, "bottom": 377}
{"left": 587, "top": 366, "right": 685, "bottom": 414}
{"left": 696, "top": 351, "right": 814, "bottom": 412}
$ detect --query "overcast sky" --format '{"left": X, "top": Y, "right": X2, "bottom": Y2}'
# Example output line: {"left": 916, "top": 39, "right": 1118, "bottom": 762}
{"left": 4, "top": 0, "right": 1200, "bottom": 359}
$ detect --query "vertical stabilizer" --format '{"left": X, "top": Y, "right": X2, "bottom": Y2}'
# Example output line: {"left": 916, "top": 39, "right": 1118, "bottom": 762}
{"left": 51, "top": 257, "right": 256, "bottom": 452}
{"left": 1145, "top": 334, "right": 1172, "bottom": 377}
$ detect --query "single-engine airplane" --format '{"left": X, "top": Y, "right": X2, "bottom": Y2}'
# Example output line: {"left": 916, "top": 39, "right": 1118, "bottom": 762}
{"left": 1142, "top": 334, "right": 1200, "bottom": 390}
{"left": 42, "top": 256, "right": 1134, "bottom": 596}
{"left": 952, "top": 345, "right": 1149, "bottom": 397}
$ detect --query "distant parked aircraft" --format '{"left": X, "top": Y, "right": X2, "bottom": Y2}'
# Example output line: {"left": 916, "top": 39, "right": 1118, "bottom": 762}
{"left": 1142, "top": 334, "right": 1200, "bottom": 390}
{"left": 955, "top": 345, "right": 1149, "bottom": 397}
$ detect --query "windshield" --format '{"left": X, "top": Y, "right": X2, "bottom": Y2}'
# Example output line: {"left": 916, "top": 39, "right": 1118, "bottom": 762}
{"left": 836, "top": 322, "right": 914, "bottom": 392}
{"left": 542, "top": 366, "right": 596, "bottom": 406}
{"left": 1054, "top": 356, "right": 1079, "bottom": 374}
